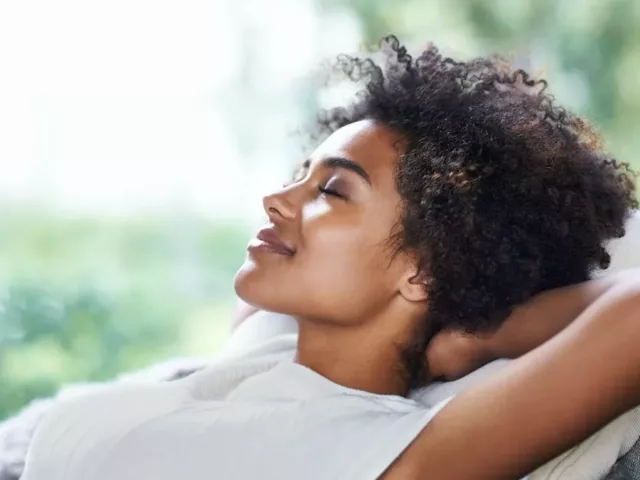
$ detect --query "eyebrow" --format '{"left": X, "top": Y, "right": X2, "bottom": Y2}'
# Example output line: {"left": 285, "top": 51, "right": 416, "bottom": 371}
{"left": 302, "top": 157, "right": 371, "bottom": 185}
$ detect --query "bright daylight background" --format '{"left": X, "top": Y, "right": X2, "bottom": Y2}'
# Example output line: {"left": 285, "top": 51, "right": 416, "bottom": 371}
{"left": 1, "top": 0, "right": 640, "bottom": 419}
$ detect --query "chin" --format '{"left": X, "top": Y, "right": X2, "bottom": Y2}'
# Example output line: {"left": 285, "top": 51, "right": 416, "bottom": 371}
{"left": 233, "top": 260, "right": 287, "bottom": 313}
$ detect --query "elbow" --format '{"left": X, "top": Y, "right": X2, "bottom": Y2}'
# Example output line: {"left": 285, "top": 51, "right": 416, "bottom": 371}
{"left": 581, "top": 271, "right": 640, "bottom": 339}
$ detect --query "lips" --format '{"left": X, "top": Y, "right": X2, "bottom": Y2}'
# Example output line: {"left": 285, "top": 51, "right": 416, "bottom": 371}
{"left": 251, "top": 227, "right": 296, "bottom": 256}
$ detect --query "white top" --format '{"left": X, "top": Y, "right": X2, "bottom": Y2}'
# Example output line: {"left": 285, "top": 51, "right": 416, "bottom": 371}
{"left": 22, "top": 333, "right": 451, "bottom": 480}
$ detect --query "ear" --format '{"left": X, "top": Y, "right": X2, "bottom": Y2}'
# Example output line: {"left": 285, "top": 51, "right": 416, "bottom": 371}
{"left": 397, "top": 266, "right": 429, "bottom": 303}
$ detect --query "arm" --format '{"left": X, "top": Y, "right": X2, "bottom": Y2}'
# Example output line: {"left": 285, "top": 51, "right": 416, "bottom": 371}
{"left": 387, "top": 269, "right": 640, "bottom": 479}
{"left": 427, "top": 271, "right": 627, "bottom": 379}
{"left": 488, "top": 271, "right": 625, "bottom": 359}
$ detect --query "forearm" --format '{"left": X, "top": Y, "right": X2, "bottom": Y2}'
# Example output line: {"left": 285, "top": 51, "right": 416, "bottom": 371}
{"left": 428, "top": 270, "right": 637, "bottom": 380}
{"left": 488, "top": 269, "right": 639, "bottom": 359}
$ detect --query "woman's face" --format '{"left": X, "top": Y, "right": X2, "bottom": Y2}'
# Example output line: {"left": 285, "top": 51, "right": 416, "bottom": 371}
{"left": 234, "top": 119, "right": 421, "bottom": 325}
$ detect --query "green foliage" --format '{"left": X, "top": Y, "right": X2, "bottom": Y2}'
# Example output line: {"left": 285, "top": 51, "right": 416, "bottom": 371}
{"left": 0, "top": 211, "right": 246, "bottom": 419}
{"left": 0, "top": 283, "right": 164, "bottom": 417}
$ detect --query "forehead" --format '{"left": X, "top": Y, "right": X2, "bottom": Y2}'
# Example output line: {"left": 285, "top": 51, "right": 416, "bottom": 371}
{"left": 310, "top": 119, "right": 403, "bottom": 186}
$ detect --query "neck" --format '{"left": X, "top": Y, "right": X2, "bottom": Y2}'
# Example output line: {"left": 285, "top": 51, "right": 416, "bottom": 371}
{"left": 294, "top": 314, "right": 419, "bottom": 396}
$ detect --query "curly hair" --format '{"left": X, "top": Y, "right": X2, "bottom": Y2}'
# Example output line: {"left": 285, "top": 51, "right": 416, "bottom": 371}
{"left": 316, "top": 36, "right": 638, "bottom": 390}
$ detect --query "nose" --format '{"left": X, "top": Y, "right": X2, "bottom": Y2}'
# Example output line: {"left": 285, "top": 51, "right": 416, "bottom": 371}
{"left": 263, "top": 188, "right": 296, "bottom": 222}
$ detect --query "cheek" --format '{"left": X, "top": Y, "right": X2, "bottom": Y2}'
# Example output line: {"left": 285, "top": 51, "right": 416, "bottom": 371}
{"left": 234, "top": 208, "right": 398, "bottom": 321}
{"left": 302, "top": 213, "right": 375, "bottom": 279}
{"left": 293, "top": 226, "right": 394, "bottom": 320}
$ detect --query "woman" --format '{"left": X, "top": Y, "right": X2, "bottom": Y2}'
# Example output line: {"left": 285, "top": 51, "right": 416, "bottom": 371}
{"left": 22, "top": 37, "right": 640, "bottom": 479}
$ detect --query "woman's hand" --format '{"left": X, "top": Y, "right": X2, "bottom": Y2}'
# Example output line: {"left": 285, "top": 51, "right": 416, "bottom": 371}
{"left": 426, "top": 329, "right": 495, "bottom": 381}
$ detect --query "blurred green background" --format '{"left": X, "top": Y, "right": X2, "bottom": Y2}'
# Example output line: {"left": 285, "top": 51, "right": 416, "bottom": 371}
{"left": 2, "top": 0, "right": 639, "bottom": 419}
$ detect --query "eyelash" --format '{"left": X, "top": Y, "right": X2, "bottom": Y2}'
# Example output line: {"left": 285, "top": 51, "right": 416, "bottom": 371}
{"left": 283, "top": 169, "right": 345, "bottom": 200}
{"left": 318, "top": 185, "right": 343, "bottom": 199}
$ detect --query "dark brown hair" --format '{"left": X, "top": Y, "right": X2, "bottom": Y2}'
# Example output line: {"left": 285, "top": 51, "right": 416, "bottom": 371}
{"left": 318, "top": 36, "right": 638, "bottom": 389}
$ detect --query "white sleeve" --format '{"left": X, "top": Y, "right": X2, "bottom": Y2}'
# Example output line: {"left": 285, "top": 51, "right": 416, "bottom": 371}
{"left": 346, "top": 397, "right": 454, "bottom": 480}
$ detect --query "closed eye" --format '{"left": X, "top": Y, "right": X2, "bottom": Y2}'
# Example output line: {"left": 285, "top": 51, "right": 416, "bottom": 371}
{"left": 318, "top": 185, "right": 344, "bottom": 199}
